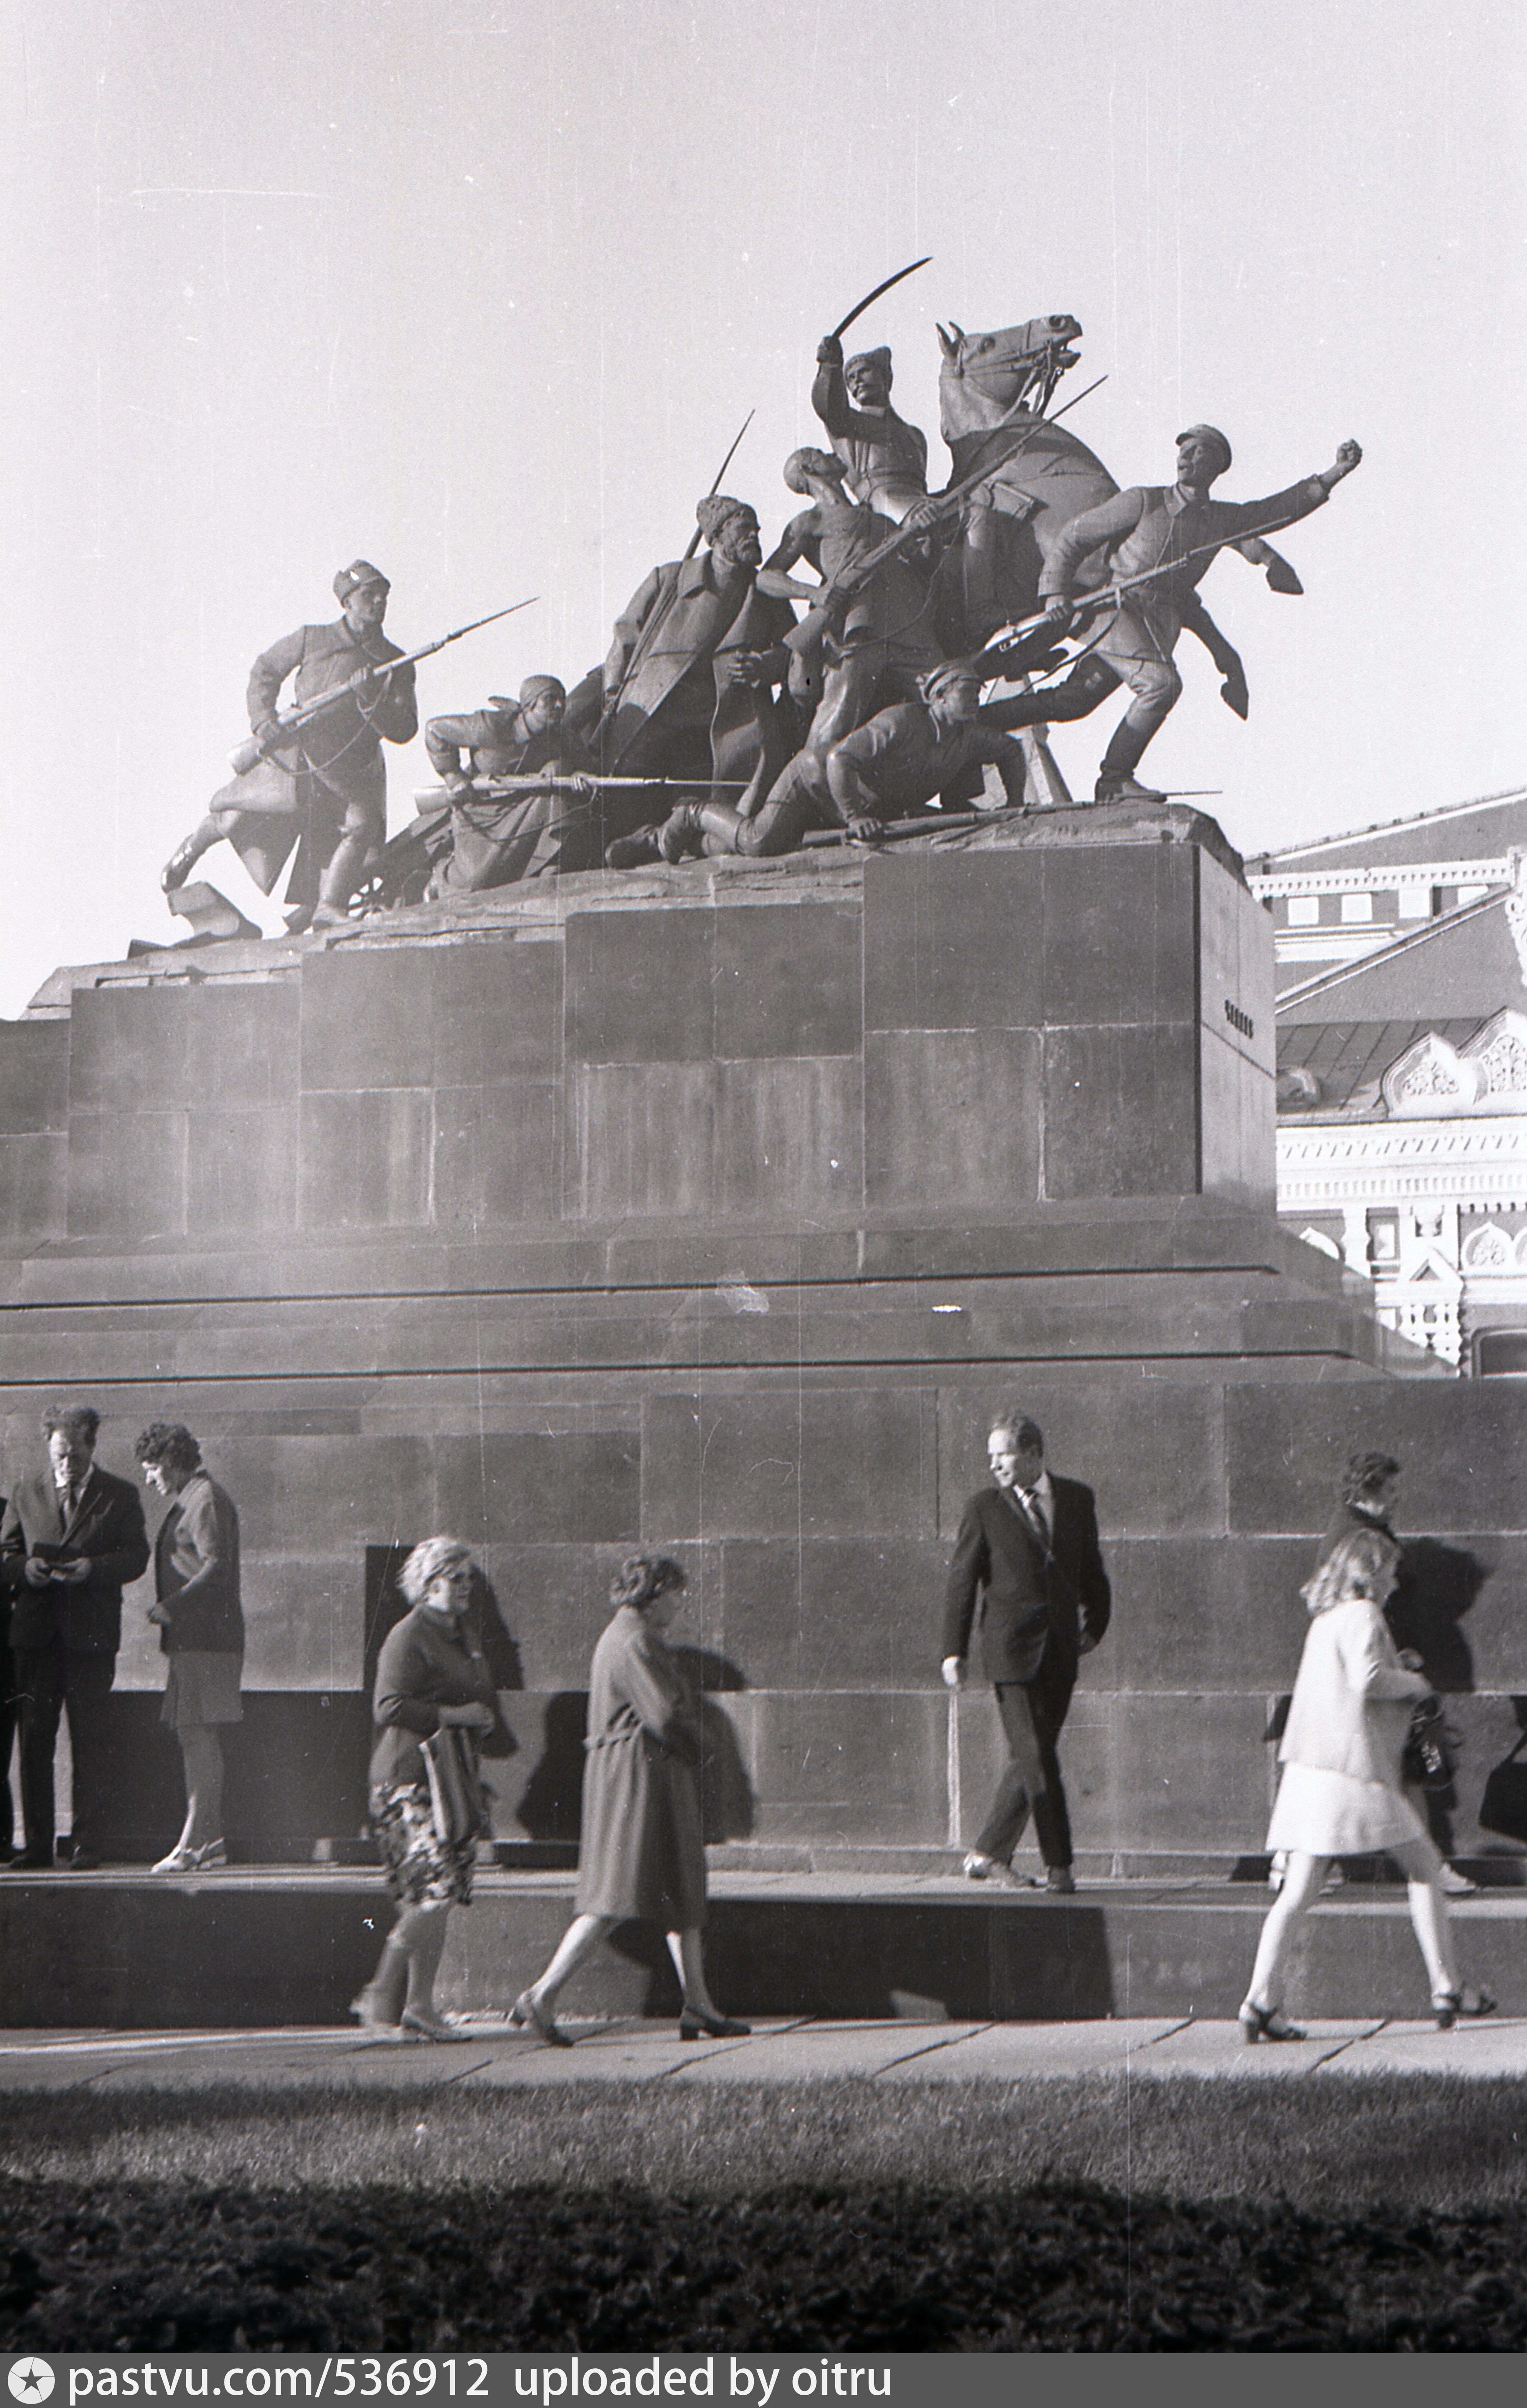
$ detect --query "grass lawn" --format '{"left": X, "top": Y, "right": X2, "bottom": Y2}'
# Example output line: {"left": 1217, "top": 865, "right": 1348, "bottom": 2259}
{"left": 4, "top": 2074, "right": 1527, "bottom": 2350}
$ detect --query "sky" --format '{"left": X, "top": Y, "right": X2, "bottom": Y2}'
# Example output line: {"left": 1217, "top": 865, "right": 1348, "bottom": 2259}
{"left": 0, "top": 0, "right": 1522, "bottom": 1016}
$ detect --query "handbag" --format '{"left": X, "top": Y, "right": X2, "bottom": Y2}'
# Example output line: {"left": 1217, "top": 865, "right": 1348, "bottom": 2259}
{"left": 1402, "top": 1694, "right": 1457, "bottom": 1794}
{"left": 421, "top": 1724, "right": 488, "bottom": 1848}
{"left": 1479, "top": 1730, "right": 1527, "bottom": 1845}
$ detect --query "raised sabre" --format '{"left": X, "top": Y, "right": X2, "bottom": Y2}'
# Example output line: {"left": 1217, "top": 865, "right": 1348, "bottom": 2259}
{"left": 828, "top": 256, "right": 932, "bottom": 344}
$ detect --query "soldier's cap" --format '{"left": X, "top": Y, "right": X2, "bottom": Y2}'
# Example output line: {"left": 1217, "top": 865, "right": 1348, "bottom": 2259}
{"left": 1175, "top": 425, "right": 1232, "bottom": 477}
{"left": 846, "top": 346, "right": 893, "bottom": 387}
{"left": 695, "top": 494, "right": 758, "bottom": 544}
{"left": 519, "top": 675, "right": 565, "bottom": 707}
{"left": 783, "top": 447, "right": 843, "bottom": 495}
{"left": 920, "top": 658, "right": 985, "bottom": 699}
{"left": 334, "top": 558, "right": 390, "bottom": 601}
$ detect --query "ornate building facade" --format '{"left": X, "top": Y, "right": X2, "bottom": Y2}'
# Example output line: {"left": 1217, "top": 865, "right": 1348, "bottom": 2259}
{"left": 1248, "top": 788, "right": 1527, "bottom": 1372}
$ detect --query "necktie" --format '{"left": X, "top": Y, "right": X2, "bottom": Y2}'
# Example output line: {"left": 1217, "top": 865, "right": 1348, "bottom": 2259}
{"left": 1019, "top": 1487, "right": 1049, "bottom": 1547}
{"left": 59, "top": 1484, "right": 74, "bottom": 1525}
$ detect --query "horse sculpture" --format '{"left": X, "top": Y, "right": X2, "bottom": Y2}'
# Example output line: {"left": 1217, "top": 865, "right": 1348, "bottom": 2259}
{"left": 931, "top": 313, "right": 1118, "bottom": 652}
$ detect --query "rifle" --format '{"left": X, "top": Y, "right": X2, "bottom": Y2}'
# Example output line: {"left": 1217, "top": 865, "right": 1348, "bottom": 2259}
{"left": 413, "top": 775, "right": 749, "bottom": 806}
{"left": 777, "top": 376, "right": 1108, "bottom": 686}
{"left": 229, "top": 598, "right": 537, "bottom": 775}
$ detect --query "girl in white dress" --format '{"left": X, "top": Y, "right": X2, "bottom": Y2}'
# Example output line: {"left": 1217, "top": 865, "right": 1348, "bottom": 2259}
{"left": 1240, "top": 1527, "right": 1495, "bottom": 2041}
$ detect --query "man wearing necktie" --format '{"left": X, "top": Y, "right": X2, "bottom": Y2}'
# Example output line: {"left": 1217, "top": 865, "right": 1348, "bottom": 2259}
{"left": 941, "top": 1413, "right": 1111, "bottom": 1891}
{"left": 0, "top": 1405, "right": 150, "bottom": 1869}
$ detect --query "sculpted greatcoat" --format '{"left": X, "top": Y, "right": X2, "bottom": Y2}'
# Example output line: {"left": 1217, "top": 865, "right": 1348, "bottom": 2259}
{"left": 207, "top": 618, "right": 418, "bottom": 895}
{"left": 602, "top": 555, "right": 797, "bottom": 787}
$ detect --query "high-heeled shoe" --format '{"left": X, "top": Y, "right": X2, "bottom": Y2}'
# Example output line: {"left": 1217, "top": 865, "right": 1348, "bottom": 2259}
{"left": 678, "top": 2008, "right": 752, "bottom": 2041}
{"left": 511, "top": 1989, "right": 573, "bottom": 2047}
{"left": 1238, "top": 1998, "right": 1306, "bottom": 2045}
{"left": 1432, "top": 1985, "right": 1497, "bottom": 2030}
{"left": 400, "top": 2005, "right": 457, "bottom": 2041}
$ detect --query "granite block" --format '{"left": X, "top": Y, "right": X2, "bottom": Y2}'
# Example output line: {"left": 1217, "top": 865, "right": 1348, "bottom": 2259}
{"left": 865, "top": 1029, "right": 1042, "bottom": 1211}
{"left": 748, "top": 1689, "right": 943, "bottom": 1823}
{"left": 1198, "top": 855, "right": 1275, "bottom": 1070}
{"left": 1104, "top": 1691, "right": 1274, "bottom": 1850}
{"left": 0, "top": 1020, "right": 69, "bottom": 1132}
{"left": 863, "top": 851, "right": 1044, "bottom": 1032}
{"left": 1040, "top": 844, "right": 1197, "bottom": 1027}
{"left": 184, "top": 982, "right": 301, "bottom": 1110}
{"left": 719, "top": 1538, "right": 950, "bottom": 1690}
{"left": 185, "top": 1108, "right": 299, "bottom": 1234}
{"left": 299, "top": 950, "right": 436, "bottom": 1092}
{"left": 433, "top": 1430, "right": 642, "bottom": 1547}
{"left": 240, "top": 1554, "right": 364, "bottom": 1690}
{"left": 1102, "top": 1537, "right": 1317, "bottom": 1690}
{"left": 433, "top": 1082, "right": 560, "bottom": 1225}
{"left": 1041, "top": 1024, "right": 1200, "bottom": 1200}
{"left": 1198, "top": 1023, "right": 1275, "bottom": 1209}
{"left": 433, "top": 939, "right": 562, "bottom": 1087}
{"left": 564, "top": 907, "right": 715, "bottom": 1063}
{"left": 715, "top": 1057, "right": 862, "bottom": 1217}
{"left": 267, "top": 1435, "right": 437, "bottom": 1556}
{"left": 643, "top": 1389, "right": 938, "bottom": 1541}
{"left": 569, "top": 1063, "right": 715, "bottom": 1218}
{"left": 712, "top": 902, "right": 861, "bottom": 1060}
{"left": 298, "top": 1090, "right": 433, "bottom": 1227}
{"left": 0, "top": 1134, "right": 66, "bottom": 1247}
{"left": 935, "top": 1380, "right": 1225, "bottom": 1541}
{"left": 1225, "top": 1382, "right": 1527, "bottom": 1536}
{"left": 67, "top": 1112, "right": 188, "bottom": 1240}
{"left": 69, "top": 987, "right": 193, "bottom": 1113}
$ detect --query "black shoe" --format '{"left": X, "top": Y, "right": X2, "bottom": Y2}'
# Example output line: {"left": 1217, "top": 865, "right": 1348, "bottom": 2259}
{"left": 8, "top": 1851, "right": 55, "bottom": 1871}
{"left": 62, "top": 1845, "right": 100, "bottom": 1870}
{"left": 605, "top": 828, "right": 662, "bottom": 869}
{"left": 679, "top": 2010, "right": 751, "bottom": 2041}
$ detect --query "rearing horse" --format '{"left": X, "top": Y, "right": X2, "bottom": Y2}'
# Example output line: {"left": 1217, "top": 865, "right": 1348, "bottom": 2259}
{"left": 933, "top": 314, "right": 1118, "bottom": 652}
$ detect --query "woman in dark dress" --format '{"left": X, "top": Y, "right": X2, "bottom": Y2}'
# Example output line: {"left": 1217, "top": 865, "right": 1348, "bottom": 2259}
{"left": 512, "top": 1553, "right": 748, "bottom": 2046}
{"left": 352, "top": 1535, "right": 506, "bottom": 2041}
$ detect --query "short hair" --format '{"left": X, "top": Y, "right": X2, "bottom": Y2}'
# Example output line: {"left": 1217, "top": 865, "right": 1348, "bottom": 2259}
{"left": 990, "top": 1414, "right": 1043, "bottom": 1456}
{"left": 610, "top": 1552, "right": 687, "bottom": 1613}
{"left": 42, "top": 1405, "right": 100, "bottom": 1447}
{"left": 135, "top": 1422, "right": 202, "bottom": 1480}
{"left": 783, "top": 446, "right": 840, "bottom": 495}
{"left": 398, "top": 1534, "right": 475, "bottom": 1605}
{"left": 1341, "top": 1451, "right": 1400, "bottom": 1507}
{"left": 1301, "top": 1526, "right": 1399, "bottom": 1615}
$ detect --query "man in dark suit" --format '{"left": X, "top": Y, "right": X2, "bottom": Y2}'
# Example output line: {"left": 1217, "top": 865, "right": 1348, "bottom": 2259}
{"left": 0, "top": 1404, "right": 150, "bottom": 1868}
{"left": 941, "top": 1413, "right": 1111, "bottom": 1892}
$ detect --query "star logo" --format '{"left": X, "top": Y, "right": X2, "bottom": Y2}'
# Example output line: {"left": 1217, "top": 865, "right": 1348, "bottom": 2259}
{"left": 9, "top": 2365, "right": 55, "bottom": 2404}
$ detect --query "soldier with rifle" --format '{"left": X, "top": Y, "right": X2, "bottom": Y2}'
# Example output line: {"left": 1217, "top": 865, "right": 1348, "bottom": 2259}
{"left": 655, "top": 659, "right": 1031, "bottom": 862}
{"left": 759, "top": 448, "right": 947, "bottom": 751}
{"left": 1012, "top": 426, "right": 1363, "bottom": 805}
{"left": 422, "top": 676, "right": 602, "bottom": 891}
{"left": 161, "top": 560, "right": 419, "bottom": 930}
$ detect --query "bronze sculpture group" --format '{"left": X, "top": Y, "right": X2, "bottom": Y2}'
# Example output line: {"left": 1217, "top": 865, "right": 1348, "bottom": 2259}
{"left": 158, "top": 278, "right": 1362, "bottom": 929}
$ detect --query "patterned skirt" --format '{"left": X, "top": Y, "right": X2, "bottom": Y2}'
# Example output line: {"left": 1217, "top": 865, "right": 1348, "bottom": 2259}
{"left": 368, "top": 1780, "right": 478, "bottom": 1907}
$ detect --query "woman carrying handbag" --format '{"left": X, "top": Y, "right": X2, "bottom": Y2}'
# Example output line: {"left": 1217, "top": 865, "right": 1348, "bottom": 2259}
{"left": 1239, "top": 1527, "right": 1495, "bottom": 2042}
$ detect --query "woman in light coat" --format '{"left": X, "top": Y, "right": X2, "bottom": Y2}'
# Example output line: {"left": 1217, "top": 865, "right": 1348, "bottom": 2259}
{"left": 1239, "top": 1527, "right": 1494, "bottom": 2041}
{"left": 511, "top": 1553, "right": 748, "bottom": 2046}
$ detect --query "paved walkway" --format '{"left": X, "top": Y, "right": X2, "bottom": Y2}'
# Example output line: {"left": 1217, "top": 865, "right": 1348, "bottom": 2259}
{"left": 2, "top": 2011, "right": 1525, "bottom": 2090}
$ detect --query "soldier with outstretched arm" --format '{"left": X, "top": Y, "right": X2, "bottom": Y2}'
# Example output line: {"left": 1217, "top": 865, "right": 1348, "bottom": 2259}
{"left": 811, "top": 335, "right": 932, "bottom": 525}
{"left": 1007, "top": 427, "right": 1362, "bottom": 804}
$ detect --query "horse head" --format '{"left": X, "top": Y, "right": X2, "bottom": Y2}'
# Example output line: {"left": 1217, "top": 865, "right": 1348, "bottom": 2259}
{"left": 938, "top": 315, "right": 1084, "bottom": 436}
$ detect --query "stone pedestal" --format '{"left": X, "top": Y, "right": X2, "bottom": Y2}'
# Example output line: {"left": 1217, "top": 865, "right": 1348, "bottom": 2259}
{"left": 4, "top": 809, "right": 1516, "bottom": 1877}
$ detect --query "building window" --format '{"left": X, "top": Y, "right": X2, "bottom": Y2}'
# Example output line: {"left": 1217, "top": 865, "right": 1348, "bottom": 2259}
{"left": 1397, "top": 887, "right": 1432, "bottom": 920}
{"left": 1368, "top": 1214, "right": 1399, "bottom": 1263}
{"left": 1476, "top": 1331, "right": 1527, "bottom": 1376}
{"left": 1286, "top": 896, "right": 1320, "bottom": 926}
{"left": 1340, "top": 892, "right": 1374, "bottom": 923}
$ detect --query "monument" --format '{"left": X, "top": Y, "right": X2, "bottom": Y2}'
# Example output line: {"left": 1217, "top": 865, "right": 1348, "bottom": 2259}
{"left": 2, "top": 279, "right": 1523, "bottom": 2028}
